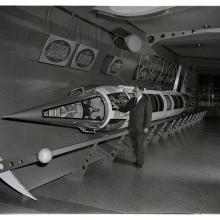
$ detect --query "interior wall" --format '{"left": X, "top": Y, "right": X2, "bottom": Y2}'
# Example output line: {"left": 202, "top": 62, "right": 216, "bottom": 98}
{"left": 0, "top": 7, "right": 156, "bottom": 114}
{"left": 0, "top": 6, "right": 158, "bottom": 160}
{"left": 0, "top": 6, "right": 151, "bottom": 192}
{"left": 0, "top": 6, "right": 192, "bottom": 159}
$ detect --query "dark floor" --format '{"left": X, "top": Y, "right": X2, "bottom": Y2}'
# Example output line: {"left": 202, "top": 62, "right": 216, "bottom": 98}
{"left": 1, "top": 118, "right": 220, "bottom": 213}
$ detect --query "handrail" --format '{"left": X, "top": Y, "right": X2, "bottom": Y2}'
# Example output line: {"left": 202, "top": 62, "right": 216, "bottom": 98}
{"left": 0, "top": 130, "right": 128, "bottom": 173}
{"left": 0, "top": 110, "right": 205, "bottom": 174}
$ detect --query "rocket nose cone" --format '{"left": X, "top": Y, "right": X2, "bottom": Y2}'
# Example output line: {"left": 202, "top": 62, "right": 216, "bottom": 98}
{"left": 2, "top": 107, "right": 43, "bottom": 122}
{"left": 2, "top": 113, "right": 23, "bottom": 120}
{"left": 2, "top": 113, "right": 26, "bottom": 121}
{"left": 2, "top": 115, "right": 10, "bottom": 120}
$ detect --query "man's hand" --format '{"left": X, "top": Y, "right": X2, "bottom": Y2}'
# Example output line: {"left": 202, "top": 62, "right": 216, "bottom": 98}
{"left": 123, "top": 88, "right": 129, "bottom": 96}
{"left": 144, "top": 128, "right": 148, "bottom": 134}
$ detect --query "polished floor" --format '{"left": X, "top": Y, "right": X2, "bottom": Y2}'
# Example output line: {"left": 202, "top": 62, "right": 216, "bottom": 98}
{"left": 1, "top": 118, "right": 220, "bottom": 213}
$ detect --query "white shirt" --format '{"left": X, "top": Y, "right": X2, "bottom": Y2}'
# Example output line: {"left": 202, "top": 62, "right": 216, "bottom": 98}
{"left": 136, "top": 95, "right": 143, "bottom": 103}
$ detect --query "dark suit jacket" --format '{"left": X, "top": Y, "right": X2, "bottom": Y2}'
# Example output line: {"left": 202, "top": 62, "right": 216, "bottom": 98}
{"left": 119, "top": 95, "right": 152, "bottom": 132}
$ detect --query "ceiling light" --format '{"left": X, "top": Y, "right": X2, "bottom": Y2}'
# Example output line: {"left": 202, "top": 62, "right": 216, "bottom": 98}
{"left": 109, "top": 6, "right": 160, "bottom": 15}
{"left": 124, "top": 34, "right": 142, "bottom": 52}
{"left": 94, "top": 6, "right": 174, "bottom": 19}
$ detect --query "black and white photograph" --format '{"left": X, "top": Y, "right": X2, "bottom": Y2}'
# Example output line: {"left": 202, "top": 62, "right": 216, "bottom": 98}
{"left": 0, "top": 3, "right": 220, "bottom": 216}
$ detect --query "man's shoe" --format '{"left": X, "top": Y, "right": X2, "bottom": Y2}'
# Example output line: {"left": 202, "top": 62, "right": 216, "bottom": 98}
{"left": 132, "top": 162, "right": 143, "bottom": 168}
{"left": 136, "top": 163, "right": 143, "bottom": 169}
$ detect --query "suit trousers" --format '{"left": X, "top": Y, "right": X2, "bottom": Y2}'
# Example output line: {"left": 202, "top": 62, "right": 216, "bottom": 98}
{"left": 129, "top": 129, "right": 145, "bottom": 165}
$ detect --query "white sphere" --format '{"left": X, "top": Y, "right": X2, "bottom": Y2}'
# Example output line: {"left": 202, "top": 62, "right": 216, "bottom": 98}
{"left": 124, "top": 34, "right": 142, "bottom": 52}
{"left": 0, "top": 156, "right": 3, "bottom": 170}
{"left": 37, "top": 148, "right": 53, "bottom": 164}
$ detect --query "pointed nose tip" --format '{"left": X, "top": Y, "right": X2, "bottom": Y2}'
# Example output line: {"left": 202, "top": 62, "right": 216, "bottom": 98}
{"left": 2, "top": 115, "right": 11, "bottom": 120}
{"left": 2, "top": 108, "right": 42, "bottom": 122}
{"left": 2, "top": 113, "right": 24, "bottom": 121}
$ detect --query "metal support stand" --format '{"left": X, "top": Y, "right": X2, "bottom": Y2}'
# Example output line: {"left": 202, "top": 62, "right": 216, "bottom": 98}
{"left": 177, "top": 115, "right": 189, "bottom": 130}
{"left": 76, "top": 143, "right": 100, "bottom": 179}
{"left": 153, "top": 122, "right": 168, "bottom": 142}
{"left": 170, "top": 117, "right": 183, "bottom": 134}
{"left": 108, "top": 134, "right": 127, "bottom": 162}
{"left": 189, "top": 113, "right": 196, "bottom": 125}
{"left": 163, "top": 119, "right": 177, "bottom": 138}
{"left": 143, "top": 125, "right": 157, "bottom": 147}
{"left": 182, "top": 114, "right": 193, "bottom": 128}
{"left": 75, "top": 133, "right": 128, "bottom": 178}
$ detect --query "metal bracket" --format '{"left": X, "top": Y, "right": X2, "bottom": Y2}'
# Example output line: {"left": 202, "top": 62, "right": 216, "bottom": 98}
{"left": 68, "top": 87, "right": 85, "bottom": 96}
{"left": 143, "top": 125, "right": 157, "bottom": 147}
{"left": 153, "top": 122, "right": 168, "bottom": 142}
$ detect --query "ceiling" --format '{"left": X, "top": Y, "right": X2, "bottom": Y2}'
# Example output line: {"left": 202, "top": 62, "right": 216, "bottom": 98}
{"left": 130, "top": 7, "right": 220, "bottom": 33}
{"left": 65, "top": 6, "right": 220, "bottom": 75}
{"left": 128, "top": 7, "right": 220, "bottom": 74}
{"left": 164, "top": 39, "right": 220, "bottom": 60}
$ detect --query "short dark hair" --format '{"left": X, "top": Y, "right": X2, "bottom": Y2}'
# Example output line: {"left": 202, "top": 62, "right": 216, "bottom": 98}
{"left": 133, "top": 86, "right": 144, "bottom": 92}
{"left": 137, "top": 85, "right": 144, "bottom": 91}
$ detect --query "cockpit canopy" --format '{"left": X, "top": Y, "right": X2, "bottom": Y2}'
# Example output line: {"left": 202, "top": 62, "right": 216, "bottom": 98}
{"left": 43, "top": 96, "right": 105, "bottom": 121}
{"left": 107, "top": 92, "right": 130, "bottom": 110}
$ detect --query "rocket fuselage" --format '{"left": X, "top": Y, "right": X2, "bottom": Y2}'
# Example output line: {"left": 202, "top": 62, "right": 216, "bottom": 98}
{"left": 3, "top": 85, "right": 191, "bottom": 133}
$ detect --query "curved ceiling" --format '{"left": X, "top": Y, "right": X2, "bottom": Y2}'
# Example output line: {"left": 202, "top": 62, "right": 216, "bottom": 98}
{"left": 94, "top": 6, "right": 173, "bottom": 19}
{"left": 64, "top": 6, "right": 220, "bottom": 74}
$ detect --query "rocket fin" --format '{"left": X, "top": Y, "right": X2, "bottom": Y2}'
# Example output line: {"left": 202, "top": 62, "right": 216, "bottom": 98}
{"left": 0, "top": 170, "right": 37, "bottom": 200}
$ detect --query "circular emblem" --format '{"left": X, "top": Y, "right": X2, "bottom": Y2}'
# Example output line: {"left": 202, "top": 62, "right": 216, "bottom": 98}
{"left": 75, "top": 49, "right": 95, "bottom": 68}
{"left": 137, "top": 67, "right": 148, "bottom": 81}
{"left": 45, "top": 40, "right": 71, "bottom": 63}
{"left": 110, "top": 59, "right": 123, "bottom": 74}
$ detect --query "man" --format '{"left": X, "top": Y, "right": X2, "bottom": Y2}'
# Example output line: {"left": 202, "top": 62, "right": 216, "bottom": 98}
{"left": 118, "top": 86, "right": 152, "bottom": 168}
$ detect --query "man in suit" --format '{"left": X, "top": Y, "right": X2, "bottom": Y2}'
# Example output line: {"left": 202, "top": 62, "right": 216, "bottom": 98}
{"left": 118, "top": 86, "right": 152, "bottom": 168}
